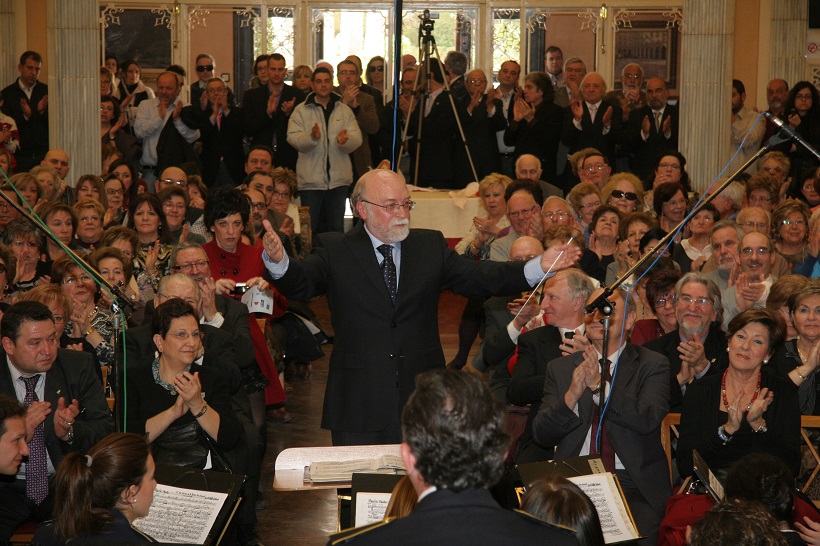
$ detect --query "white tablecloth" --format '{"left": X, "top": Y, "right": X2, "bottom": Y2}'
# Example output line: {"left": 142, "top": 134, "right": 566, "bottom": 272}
{"left": 409, "top": 190, "right": 481, "bottom": 240}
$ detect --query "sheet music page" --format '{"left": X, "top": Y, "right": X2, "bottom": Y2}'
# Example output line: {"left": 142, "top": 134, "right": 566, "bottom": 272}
{"left": 568, "top": 474, "right": 639, "bottom": 544}
{"left": 132, "top": 484, "right": 228, "bottom": 544}
{"left": 354, "top": 492, "right": 393, "bottom": 526}
{"left": 309, "top": 455, "right": 405, "bottom": 482}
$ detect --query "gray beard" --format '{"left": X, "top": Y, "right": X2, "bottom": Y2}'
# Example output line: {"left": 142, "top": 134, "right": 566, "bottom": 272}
{"left": 680, "top": 322, "right": 708, "bottom": 337}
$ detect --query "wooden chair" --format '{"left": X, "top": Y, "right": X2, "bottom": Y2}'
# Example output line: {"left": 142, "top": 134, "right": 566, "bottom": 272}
{"left": 661, "top": 412, "right": 820, "bottom": 495}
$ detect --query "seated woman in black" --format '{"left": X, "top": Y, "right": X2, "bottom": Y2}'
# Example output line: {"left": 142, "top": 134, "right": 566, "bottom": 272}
{"left": 677, "top": 308, "right": 800, "bottom": 480}
{"left": 125, "top": 297, "right": 240, "bottom": 469}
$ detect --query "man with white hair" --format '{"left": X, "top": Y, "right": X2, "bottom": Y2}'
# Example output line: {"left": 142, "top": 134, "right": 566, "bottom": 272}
{"left": 562, "top": 72, "right": 623, "bottom": 169}
{"left": 260, "top": 168, "right": 581, "bottom": 446}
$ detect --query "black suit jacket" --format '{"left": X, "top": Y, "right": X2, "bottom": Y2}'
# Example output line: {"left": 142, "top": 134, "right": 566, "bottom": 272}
{"left": 0, "top": 79, "right": 49, "bottom": 164}
{"left": 456, "top": 95, "right": 506, "bottom": 184}
{"left": 625, "top": 104, "right": 679, "bottom": 180}
{"left": 195, "top": 106, "right": 246, "bottom": 187}
{"left": 561, "top": 100, "right": 624, "bottom": 169}
{"left": 533, "top": 344, "right": 671, "bottom": 509}
{"left": 0, "top": 349, "right": 113, "bottom": 481}
{"left": 407, "top": 90, "right": 457, "bottom": 188}
{"left": 269, "top": 224, "right": 533, "bottom": 433}
{"left": 327, "top": 488, "right": 578, "bottom": 545}
{"left": 243, "top": 83, "right": 306, "bottom": 171}
{"left": 475, "top": 294, "right": 518, "bottom": 402}
{"left": 508, "top": 325, "right": 566, "bottom": 461}
{"left": 504, "top": 101, "right": 564, "bottom": 180}
{"left": 643, "top": 323, "right": 728, "bottom": 412}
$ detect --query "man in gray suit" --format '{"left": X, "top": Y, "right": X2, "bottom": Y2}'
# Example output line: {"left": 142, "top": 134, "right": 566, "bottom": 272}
{"left": 533, "top": 286, "right": 671, "bottom": 545}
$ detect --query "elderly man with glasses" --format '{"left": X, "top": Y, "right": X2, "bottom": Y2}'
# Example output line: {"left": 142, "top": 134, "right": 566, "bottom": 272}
{"left": 645, "top": 272, "right": 728, "bottom": 411}
{"left": 721, "top": 231, "right": 779, "bottom": 330}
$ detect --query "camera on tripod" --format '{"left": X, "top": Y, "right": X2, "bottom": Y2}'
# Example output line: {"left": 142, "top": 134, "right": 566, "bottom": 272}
{"left": 419, "top": 9, "right": 438, "bottom": 34}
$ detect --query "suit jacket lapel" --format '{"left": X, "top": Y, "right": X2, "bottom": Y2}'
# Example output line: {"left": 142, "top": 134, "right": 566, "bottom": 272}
{"left": 0, "top": 355, "right": 14, "bottom": 396}
{"left": 346, "top": 224, "right": 395, "bottom": 305}
{"left": 612, "top": 344, "right": 639, "bottom": 388}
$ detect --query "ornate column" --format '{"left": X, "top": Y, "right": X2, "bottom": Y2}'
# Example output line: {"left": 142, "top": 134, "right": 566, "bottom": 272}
{"left": 768, "top": 0, "right": 808, "bottom": 85}
{"left": 46, "top": 0, "right": 99, "bottom": 178}
{"left": 0, "top": 0, "right": 15, "bottom": 89}
{"left": 679, "top": 0, "right": 735, "bottom": 193}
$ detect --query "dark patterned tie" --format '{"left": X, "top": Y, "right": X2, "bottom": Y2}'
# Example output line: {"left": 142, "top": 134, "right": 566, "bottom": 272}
{"left": 377, "top": 244, "right": 397, "bottom": 303}
{"left": 22, "top": 374, "right": 48, "bottom": 504}
{"left": 590, "top": 360, "right": 617, "bottom": 473}
{"left": 654, "top": 110, "right": 662, "bottom": 132}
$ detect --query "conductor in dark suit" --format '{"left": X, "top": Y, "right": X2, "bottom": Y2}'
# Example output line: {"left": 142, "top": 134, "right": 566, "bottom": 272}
{"left": 533, "top": 287, "right": 671, "bottom": 545}
{"left": 561, "top": 72, "right": 624, "bottom": 171}
{"left": 328, "top": 370, "right": 579, "bottom": 545}
{"left": 261, "top": 168, "right": 581, "bottom": 446}
{"left": 0, "top": 302, "right": 113, "bottom": 540}
{"left": 626, "top": 77, "right": 679, "bottom": 181}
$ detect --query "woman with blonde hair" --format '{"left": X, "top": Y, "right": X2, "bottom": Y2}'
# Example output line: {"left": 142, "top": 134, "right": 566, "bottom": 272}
{"left": 601, "top": 172, "right": 644, "bottom": 215}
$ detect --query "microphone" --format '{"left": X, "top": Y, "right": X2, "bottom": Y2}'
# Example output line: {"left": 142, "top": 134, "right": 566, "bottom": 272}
{"left": 762, "top": 111, "right": 820, "bottom": 161}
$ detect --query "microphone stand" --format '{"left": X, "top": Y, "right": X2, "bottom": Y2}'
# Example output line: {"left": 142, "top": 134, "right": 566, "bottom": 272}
{"left": 585, "top": 134, "right": 788, "bottom": 454}
{"left": 0, "top": 176, "right": 136, "bottom": 431}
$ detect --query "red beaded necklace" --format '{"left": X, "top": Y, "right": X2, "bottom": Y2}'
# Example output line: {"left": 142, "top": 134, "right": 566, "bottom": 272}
{"left": 721, "top": 369, "right": 761, "bottom": 412}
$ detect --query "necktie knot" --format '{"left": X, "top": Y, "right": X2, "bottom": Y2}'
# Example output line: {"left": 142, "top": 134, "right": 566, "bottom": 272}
{"left": 22, "top": 375, "right": 40, "bottom": 404}
{"left": 377, "top": 244, "right": 393, "bottom": 261}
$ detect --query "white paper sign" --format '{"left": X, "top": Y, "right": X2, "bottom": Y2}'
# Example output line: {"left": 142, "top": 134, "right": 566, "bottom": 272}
{"left": 241, "top": 285, "right": 275, "bottom": 314}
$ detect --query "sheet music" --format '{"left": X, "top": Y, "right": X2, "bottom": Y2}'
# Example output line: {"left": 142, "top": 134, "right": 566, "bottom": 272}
{"left": 568, "top": 474, "right": 639, "bottom": 544}
{"left": 354, "top": 492, "right": 393, "bottom": 526}
{"left": 132, "top": 484, "right": 228, "bottom": 544}
{"left": 309, "top": 455, "right": 405, "bottom": 482}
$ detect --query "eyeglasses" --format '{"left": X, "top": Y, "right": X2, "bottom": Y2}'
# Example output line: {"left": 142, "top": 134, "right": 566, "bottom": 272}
{"left": 664, "top": 199, "right": 688, "bottom": 208}
{"left": 160, "top": 179, "right": 187, "bottom": 188}
{"left": 543, "top": 211, "right": 567, "bottom": 221}
{"left": 623, "top": 73, "right": 642, "bottom": 80}
{"left": 781, "top": 219, "right": 806, "bottom": 226}
{"left": 207, "top": 87, "right": 227, "bottom": 94}
{"left": 796, "top": 93, "right": 813, "bottom": 101}
{"left": 171, "top": 260, "right": 210, "bottom": 271}
{"left": 658, "top": 162, "right": 681, "bottom": 170}
{"left": 653, "top": 295, "right": 677, "bottom": 308}
{"left": 106, "top": 189, "right": 124, "bottom": 196}
{"left": 12, "top": 241, "right": 38, "bottom": 249}
{"left": 468, "top": 78, "right": 488, "bottom": 85}
{"left": 368, "top": 65, "right": 384, "bottom": 72}
{"left": 196, "top": 65, "right": 214, "bottom": 72}
{"left": 338, "top": 70, "right": 357, "bottom": 76}
{"left": 578, "top": 201, "right": 601, "bottom": 211}
{"left": 762, "top": 166, "right": 783, "bottom": 174}
{"left": 100, "top": 105, "right": 115, "bottom": 113}
{"left": 742, "top": 221, "right": 769, "bottom": 230}
{"left": 168, "top": 330, "right": 204, "bottom": 341}
{"left": 748, "top": 196, "right": 771, "bottom": 204}
{"left": 251, "top": 202, "right": 267, "bottom": 211}
{"left": 162, "top": 202, "right": 186, "bottom": 211}
{"left": 361, "top": 199, "right": 416, "bottom": 214}
{"left": 610, "top": 190, "right": 638, "bottom": 201}
{"left": 678, "top": 295, "right": 713, "bottom": 308}
{"left": 507, "top": 205, "right": 538, "bottom": 219}
{"left": 741, "top": 247, "right": 772, "bottom": 256}
{"left": 272, "top": 191, "right": 291, "bottom": 199}
{"left": 63, "top": 274, "right": 92, "bottom": 285}
{"left": 584, "top": 164, "right": 608, "bottom": 172}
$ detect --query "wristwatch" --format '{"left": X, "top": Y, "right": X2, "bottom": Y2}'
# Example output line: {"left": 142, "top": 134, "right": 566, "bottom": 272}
{"left": 590, "top": 382, "right": 602, "bottom": 395}
{"left": 64, "top": 424, "right": 74, "bottom": 443}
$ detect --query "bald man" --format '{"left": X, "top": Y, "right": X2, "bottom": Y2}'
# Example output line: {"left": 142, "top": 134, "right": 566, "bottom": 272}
{"left": 625, "top": 76, "right": 678, "bottom": 180}
{"left": 260, "top": 168, "right": 580, "bottom": 445}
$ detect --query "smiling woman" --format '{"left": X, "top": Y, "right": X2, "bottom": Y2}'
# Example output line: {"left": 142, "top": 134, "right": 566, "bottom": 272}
{"left": 677, "top": 308, "right": 800, "bottom": 480}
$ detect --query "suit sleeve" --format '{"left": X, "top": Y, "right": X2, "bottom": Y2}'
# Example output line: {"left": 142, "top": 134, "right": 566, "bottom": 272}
{"left": 532, "top": 357, "right": 585, "bottom": 448}
{"left": 59, "top": 353, "right": 114, "bottom": 454}
{"left": 355, "top": 95, "right": 379, "bottom": 135}
{"left": 605, "top": 351, "right": 670, "bottom": 435}
{"left": 507, "top": 331, "right": 547, "bottom": 407}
